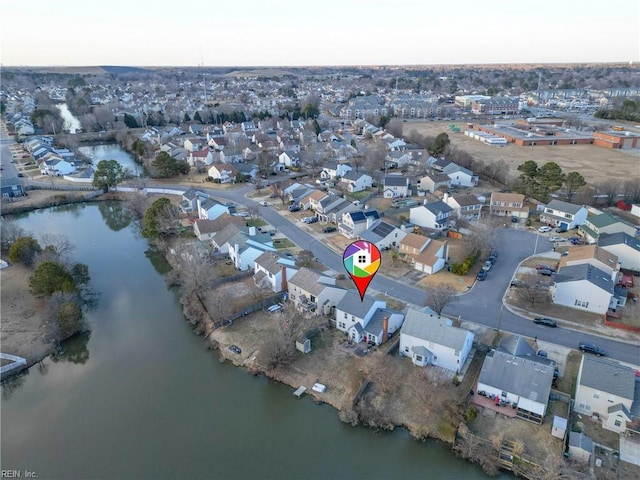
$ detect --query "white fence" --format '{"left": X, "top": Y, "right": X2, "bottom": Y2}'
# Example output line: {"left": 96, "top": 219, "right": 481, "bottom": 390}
{"left": 0, "top": 353, "right": 27, "bottom": 375}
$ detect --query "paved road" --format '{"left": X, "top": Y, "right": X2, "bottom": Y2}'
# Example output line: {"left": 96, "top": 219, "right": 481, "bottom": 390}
{"left": 0, "top": 135, "right": 20, "bottom": 179}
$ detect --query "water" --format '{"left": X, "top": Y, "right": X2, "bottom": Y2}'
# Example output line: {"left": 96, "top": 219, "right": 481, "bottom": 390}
{"left": 1, "top": 203, "right": 501, "bottom": 480}
{"left": 56, "top": 103, "right": 81, "bottom": 134}
{"left": 78, "top": 144, "right": 141, "bottom": 176}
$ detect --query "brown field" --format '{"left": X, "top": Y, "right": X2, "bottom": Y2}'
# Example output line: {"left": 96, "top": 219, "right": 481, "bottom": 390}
{"left": 401, "top": 121, "right": 640, "bottom": 184}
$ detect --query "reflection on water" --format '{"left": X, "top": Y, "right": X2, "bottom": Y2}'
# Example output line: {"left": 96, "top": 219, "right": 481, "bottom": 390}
{"left": 51, "top": 332, "right": 91, "bottom": 365}
{"left": 78, "top": 144, "right": 140, "bottom": 175}
{"left": 98, "top": 201, "right": 134, "bottom": 232}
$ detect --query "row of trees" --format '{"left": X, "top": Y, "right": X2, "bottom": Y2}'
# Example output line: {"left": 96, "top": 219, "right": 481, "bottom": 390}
{"left": 595, "top": 99, "right": 640, "bottom": 122}
{"left": 516, "top": 160, "right": 586, "bottom": 202}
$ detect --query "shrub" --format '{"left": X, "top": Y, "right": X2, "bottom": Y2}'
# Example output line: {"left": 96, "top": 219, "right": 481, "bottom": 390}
{"left": 463, "top": 405, "right": 478, "bottom": 422}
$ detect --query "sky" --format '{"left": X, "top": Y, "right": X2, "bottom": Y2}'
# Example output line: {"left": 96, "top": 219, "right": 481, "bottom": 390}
{"left": 1, "top": 0, "right": 639, "bottom": 67}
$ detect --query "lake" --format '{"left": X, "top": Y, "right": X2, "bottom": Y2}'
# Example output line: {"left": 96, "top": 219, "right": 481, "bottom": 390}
{"left": 78, "top": 144, "right": 141, "bottom": 175}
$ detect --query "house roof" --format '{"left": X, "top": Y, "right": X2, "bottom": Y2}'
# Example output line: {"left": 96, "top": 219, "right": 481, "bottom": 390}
{"left": 336, "top": 289, "right": 381, "bottom": 318}
{"left": 383, "top": 176, "right": 409, "bottom": 187}
{"left": 450, "top": 194, "right": 481, "bottom": 207}
{"left": 545, "top": 199, "right": 584, "bottom": 215}
{"left": 401, "top": 309, "right": 472, "bottom": 350}
{"left": 288, "top": 267, "right": 337, "bottom": 296}
{"left": 364, "top": 308, "right": 402, "bottom": 336}
{"left": 478, "top": 350, "right": 554, "bottom": 404}
{"left": 559, "top": 245, "right": 619, "bottom": 270}
{"left": 491, "top": 192, "right": 525, "bottom": 204}
{"left": 346, "top": 209, "right": 380, "bottom": 224}
{"left": 0, "top": 177, "right": 23, "bottom": 188}
{"left": 578, "top": 356, "right": 636, "bottom": 401}
{"left": 342, "top": 170, "right": 370, "bottom": 181}
{"left": 598, "top": 232, "right": 640, "bottom": 252}
{"left": 569, "top": 432, "right": 593, "bottom": 452}
{"left": 255, "top": 251, "right": 287, "bottom": 274}
{"left": 587, "top": 213, "right": 618, "bottom": 228}
{"left": 183, "top": 187, "right": 209, "bottom": 201}
{"left": 414, "top": 239, "right": 446, "bottom": 266}
{"left": 497, "top": 335, "right": 537, "bottom": 357}
{"left": 555, "top": 263, "right": 614, "bottom": 293}
{"left": 425, "top": 173, "right": 451, "bottom": 183}
{"left": 400, "top": 232, "right": 430, "bottom": 251}
{"left": 424, "top": 201, "right": 453, "bottom": 216}
{"left": 194, "top": 214, "right": 244, "bottom": 235}
{"left": 309, "top": 189, "right": 327, "bottom": 201}
{"left": 213, "top": 223, "right": 247, "bottom": 248}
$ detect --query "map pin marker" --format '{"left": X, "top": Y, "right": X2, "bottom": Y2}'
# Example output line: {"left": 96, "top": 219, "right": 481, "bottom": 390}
{"left": 343, "top": 240, "right": 381, "bottom": 301}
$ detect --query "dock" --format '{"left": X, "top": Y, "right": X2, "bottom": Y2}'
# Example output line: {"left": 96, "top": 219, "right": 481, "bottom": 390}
{"left": 293, "top": 386, "right": 307, "bottom": 398}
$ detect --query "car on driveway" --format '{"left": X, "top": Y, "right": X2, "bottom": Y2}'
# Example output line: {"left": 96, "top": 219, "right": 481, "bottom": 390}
{"left": 538, "top": 226, "right": 552, "bottom": 233}
{"left": 533, "top": 317, "right": 557, "bottom": 327}
{"left": 260, "top": 201, "right": 269, "bottom": 206}
{"left": 288, "top": 205, "right": 300, "bottom": 212}
{"left": 568, "top": 237, "right": 585, "bottom": 245}
{"left": 555, "top": 227, "right": 567, "bottom": 233}
{"left": 322, "top": 226, "right": 337, "bottom": 233}
{"left": 578, "top": 342, "right": 606, "bottom": 356}
{"left": 538, "top": 269, "right": 554, "bottom": 276}
{"left": 511, "top": 216, "right": 519, "bottom": 223}
{"left": 228, "top": 345, "right": 242, "bottom": 355}
{"left": 536, "top": 264, "right": 556, "bottom": 272}
{"left": 549, "top": 236, "right": 565, "bottom": 242}
{"left": 302, "top": 216, "right": 318, "bottom": 224}
{"left": 476, "top": 270, "right": 487, "bottom": 281}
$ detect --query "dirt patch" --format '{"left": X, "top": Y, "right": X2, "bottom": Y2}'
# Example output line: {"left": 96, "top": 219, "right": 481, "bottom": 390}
{"left": 402, "top": 121, "right": 638, "bottom": 183}
{"left": 0, "top": 264, "right": 55, "bottom": 366}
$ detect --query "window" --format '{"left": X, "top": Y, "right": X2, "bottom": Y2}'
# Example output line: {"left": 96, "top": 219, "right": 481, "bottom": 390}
{"left": 593, "top": 392, "right": 600, "bottom": 399}
{"left": 614, "top": 419, "right": 622, "bottom": 427}
{"left": 415, "top": 355, "right": 423, "bottom": 362}
{"left": 575, "top": 300, "right": 589, "bottom": 308}
{"left": 338, "top": 322, "right": 346, "bottom": 329}
{"left": 343, "top": 312, "right": 347, "bottom": 319}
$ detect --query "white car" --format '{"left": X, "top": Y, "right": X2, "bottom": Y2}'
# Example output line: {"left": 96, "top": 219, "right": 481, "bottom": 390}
{"left": 538, "top": 226, "right": 552, "bottom": 233}
{"left": 549, "top": 236, "right": 565, "bottom": 242}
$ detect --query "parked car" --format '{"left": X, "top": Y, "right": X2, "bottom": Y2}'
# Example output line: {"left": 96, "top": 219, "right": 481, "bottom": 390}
{"left": 476, "top": 270, "right": 487, "bottom": 281}
{"left": 487, "top": 255, "right": 497, "bottom": 264}
{"left": 511, "top": 216, "right": 519, "bottom": 223}
{"left": 533, "top": 317, "right": 557, "bottom": 327}
{"left": 536, "top": 264, "right": 556, "bottom": 272}
{"left": 322, "top": 226, "right": 337, "bottom": 233}
{"left": 482, "top": 260, "right": 492, "bottom": 272}
{"left": 302, "top": 216, "right": 318, "bottom": 224}
{"left": 538, "top": 226, "right": 552, "bottom": 233}
{"left": 555, "top": 227, "right": 567, "bottom": 233}
{"left": 538, "top": 269, "right": 554, "bottom": 276}
{"left": 288, "top": 205, "right": 300, "bottom": 212}
{"left": 17, "top": 173, "right": 24, "bottom": 177}
{"left": 578, "top": 342, "right": 606, "bottom": 356}
{"left": 228, "top": 345, "right": 242, "bottom": 355}
{"left": 260, "top": 201, "right": 269, "bottom": 206}
{"left": 237, "top": 211, "right": 249, "bottom": 218}
{"left": 549, "top": 236, "right": 565, "bottom": 242}
{"left": 490, "top": 250, "right": 498, "bottom": 258}
{"left": 569, "top": 237, "right": 585, "bottom": 245}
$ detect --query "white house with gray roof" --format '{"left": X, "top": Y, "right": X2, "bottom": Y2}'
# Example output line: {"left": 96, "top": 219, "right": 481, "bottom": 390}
{"left": 574, "top": 356, "right": 638, "bottom": 433}
{"left": 359, "top": 219, "right": 407, "bottom": 250}
{"left": 409, "top": 201, "right": 454, "bottom": 230}
{"left": 442, "top": 163, "right": 478, "bottom": 187}
{"left": 540, "top": 200, "right": 588, "bottom": 230}
{"left": 253, "top": 251, "right": 297, "bottom": 293}
{"left": 340, "top": 171, "right": 372, "bottom": 193}
{"left": 399, "top": 309, "right": 474, "bottom": 374}
{"left": 287, "top": 267, "right": 346, "bottom": 315}
{"left": 197, "top": 197, "right": 230, "bottom": 221}
{"left": 598, "top": 232, "right": 640, "bottom": 273}
{"left": 382, "top": 176, "right": 410, "bottom": 198}
{"left": 335, "top": 290, "right": 404, "bottom": 346}
{"left": 552, "top": 264, "right": 615, "bottom": 314}
{"left": 477, "top": 335, "right": 555, "bottom": 424}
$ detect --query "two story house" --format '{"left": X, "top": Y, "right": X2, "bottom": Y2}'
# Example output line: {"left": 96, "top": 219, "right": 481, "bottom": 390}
{"left": 193, "top": 214, "right": 244, "bottom": 242}
{"left": 443, "top": 193, "right": 484, "bottom": 220}
{"left": 253, "top": 251, "right": 298, "bottom": 293}
{"left": 382, "top": 176, "right": 410, "bottom": 198}
{"left": 417, "top": 173, "right": 451, "bottom": 194}
{"left": 398, "top": 233, "right": 448, "bottom": 274}
{"left": 574, "top": 355, "right": 638, "bottom": 433}
{"left": 400, "top": 309, "right": 474, "bottom": 374}
{"left": 539, "top": 200, "right": 588, "bottom": 230}
{"left": 320, "top": 161, "right": 352, "bottom": 180}
{"left": 409, "top": 201, "right": 454, "bottom": 230}
{"left": 340, "top": 171, "right": 372, "bottom": 193}
{"left": 489, "top": 192, "right": 529, "bottom": 219}
{"left": 359, "top": 219, "right": 408, "bottom": 250}
{"left": 442, "top": 164, "right": 479, "bottom": 187}
{"left": 598, "top": 232, "right": 640, "bottom": 273}
{"left": 338, "top": 209, "right": 380, "bottom": 239}
{"left": 552, "top": 264, "right": 615, "bottom": 315}
{"left": 197, "top": 197, "right": 230, "bottom": 221}
{"left": 335, "top": 290, "right": 404, "bottom": 346}
{"left": 208, "top": 163, "right": 238, "bottom": 183}
{"left": 287, "top": 267, "right": 347, "bottom": 315}
{"left": 579, "top": 212, "right": 637, "bottom": 244}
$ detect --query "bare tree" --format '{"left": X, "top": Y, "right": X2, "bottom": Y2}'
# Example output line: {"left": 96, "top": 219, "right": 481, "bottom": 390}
{"left": 298, "top": 250, "right": 314, "bottom": 266}
{"left": 595, "top": 179, "right": 622, "bottom": 206}
{"left": 0, "top": 216, "right": 26, "bottom": 250}
{"left": 425, "top": 284, "right": 457, "bottom": 315}
{"left": 622, "top": 179, "right": 640, "bottom": 204}
{"left": 247, "top": 205, "right": 260, "bottom": 219}
{"left": 125, "top": 192, "right": 150, "bottom": 219}
{"left": 514, "top": 274, "right": 549, "bottom": 307}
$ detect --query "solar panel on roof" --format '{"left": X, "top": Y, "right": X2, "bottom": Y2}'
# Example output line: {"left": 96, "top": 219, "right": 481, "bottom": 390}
{"left": 372, "top": 222, "right": 394, "bottom": 237}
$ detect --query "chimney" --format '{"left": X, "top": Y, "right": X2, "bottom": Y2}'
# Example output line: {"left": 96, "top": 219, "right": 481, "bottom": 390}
{"left": 280, "top": 265, "right": 288, "bottom": 293}
{"left": 249, "top": 226, "right": 256, "bottom": 236}
{"left": 382, "top": 316, "right": 389, "bottom": 344}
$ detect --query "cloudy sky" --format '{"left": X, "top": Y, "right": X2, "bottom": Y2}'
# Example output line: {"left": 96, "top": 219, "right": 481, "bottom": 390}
{"left": 1, "top": 0, "right": 638, "bottom": 66}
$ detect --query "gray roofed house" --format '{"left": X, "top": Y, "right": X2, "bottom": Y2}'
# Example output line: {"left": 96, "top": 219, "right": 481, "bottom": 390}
{"left": 568, "top": 432, "right": 593, "bottom": 462}
{"left": 575, "top": 355, "right": 637, "bottom": 433}
{"left": 358, "top": 219, "right": 407, "bottom": 250}
{"left": 287, "top": 267, "right": 345, "bottom": 315}
{"left": 598, "top": 232, "right": 640, "bottom": 272}
{"left": 0, "top": 177, "right": 25, "bottom": 198}
{"left": 553, "top": 263, "right": 614, "bottom": 315}
{"left": 399, "top": 308, "right": 474, "bottom": 373}
{"left": 545, "top": 199, "right": 584, "bottom": 215}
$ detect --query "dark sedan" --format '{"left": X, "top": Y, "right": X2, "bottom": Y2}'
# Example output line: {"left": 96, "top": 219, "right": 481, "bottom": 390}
{"left": 578, "top": 342, "right": 606, "bottom": 356}
{"left": 533, "top": 317, "right": 557, "bottom": 327}
{"left": 538, "top": 269, "right": 554, "bottom": 276}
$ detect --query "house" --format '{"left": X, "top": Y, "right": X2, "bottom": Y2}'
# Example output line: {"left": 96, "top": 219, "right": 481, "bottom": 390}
{"left": 409, "top": 201, "right": 454, "bottom": 230}
{"left": 227, "top": 228, "right": 276, "bottom": 271}
{"left": 197, "top": 197, "right": 230, "bottom": 221}
{"left": 208, "top": 163, "right": 238, "bottom": 183}
{"left": 335, "top": 290, "right": 404, "bottom": 346}
{"left": 552, "top": 264, "right": 614, "bottom": 315}
{"left": 574, "top": 355, "right": 637, "bottom": 433}
{"left": 39, "top": 157, "right": 75, "bottom": 176}
{"left": 558, "top": 245, "right": 620, "bottom": 278}
{"left": 382, "top": 176, "right": 410, "bottom": 198}
{"left": 0, "top": 177, "right": 25, "bottom": 198}
{"left": 442, "top": 164, "right": 479, "bottom": 187}
{"left": 568, "top": 432, "right": 593, "bottom": 463}
{"left": 324, "top": 199, "right": 357, "bottom": 225}
{"left": 418, "top": 173, "right": 451, "bottom": 193}
{"left": 253, "top": 251, "right": 298, "bottom": 293}
{"left": 477, "top": 336, "right": 555, "bottom": 424}
{"left": 399, "top": 309, "right": 474, "bottom": 374}
{"left": 338, "top": 209, "right": 380, "bottom": 239}
{"left": 359, "top": 219, "right": 408, "bottom": 250}
{"left": 193, "top": 214, "right": 244, "bottom": 242}
{"left": 340, "top": 171, "right": 372, "bottom": 193}
{"left": 539, "top": 200, "right": 588, "bottom": 230}
{"left": 598, "top": 232, "right": 640, "bottom": 273}
{"left": 180, "top": 187, "right": 209, "bottom": 214}
{"left": 489, "top": 192, "right": 529, "bottom": 219}
{"left": 287, "top": 267, "right": 347, "bottom": 315}
{"left": 579, "top": 212, "right": 637, "bottom": 244}
{"left": 278, "top": 150, "right": 298, "bottom": 168}
{"left": 320, "top": 161, "right": 352, "bottom": 180}
{"left": 313, "top": 193, "right": 345, "bottom": 222}
{"left": 443, "top": 193, "right": 483, "bottom": 220}
{"left": 399, "top": 233, "right": 448, "bottom": 274}
{"left": 212, "top": 223, "right": 246, "bottom": 253}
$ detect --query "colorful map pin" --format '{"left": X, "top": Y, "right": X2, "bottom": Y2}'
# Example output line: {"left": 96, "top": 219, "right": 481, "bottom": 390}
{"left": 343, "top": 240, "right": 381, "bottom": 301}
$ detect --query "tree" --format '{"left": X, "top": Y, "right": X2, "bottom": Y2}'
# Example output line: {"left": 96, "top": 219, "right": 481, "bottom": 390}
{"left": 183, "top": 113, "right": 191, "bottom": 122}
{"left": 8, "top": 236, "right": 41, "bottom": 266}
{"left": 151, "top": 151, "right": 185, "bottom": 178}
{"left": 29, "top": 261, "right": 76, "bottom": 296}
{"left": 142, "top": 197, "right": 180, "bottom": 238}
{"left": 514, "top": 274, "right": 549, "bottom": 307}
{"left": 193, "top": 111, "right": 203, "bottom": 123}
{"left": 517, "top": 160, "right": 540, "bottom": 198}
{"left": 537, "top": 162, "right": 565, "bottom": 200}
{"left": 57, "top": 301, "right": 83, "bottom": 336}
{"left": 563, "top": 171, "right": 586, "bottom": 203}
{"left": 123, "top": 113, "right": 139, "bottom": 128}
{"left": 431, "top": 132, "right": 451, "bottom": 156}
{"left": 92, "top": 159, "right": 126, "bottom": 192}
{"left": 0, "top": 217, "right": 25, "bottom": 250}
{"left": 425, "top": 284, "right": 457, "bottom": 315}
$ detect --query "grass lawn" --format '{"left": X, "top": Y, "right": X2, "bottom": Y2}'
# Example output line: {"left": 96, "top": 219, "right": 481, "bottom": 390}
{"left": 273, "top": 238, "right": 295, "bottom": 249}
{"left": 247, "top": 218, "right": 267, "bottom": 227}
